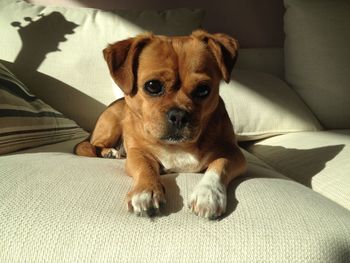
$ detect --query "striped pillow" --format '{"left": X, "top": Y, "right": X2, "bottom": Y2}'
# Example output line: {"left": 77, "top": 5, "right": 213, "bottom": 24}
{"left": 0, "top": 63, "right": 88, "bottom": 154}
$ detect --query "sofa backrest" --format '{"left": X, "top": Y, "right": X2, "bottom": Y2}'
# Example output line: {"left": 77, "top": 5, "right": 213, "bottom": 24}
{"left": 29, "top": 0, "right": 285, "bottom": 49}
{"left": 0, "top": 1, "right": 285, "bottom": 133}
{"left": 284, "top": 0, "right": 350, "bottom": 129}
{"left": 237, "top": 48, "right": 284, "bottom": 79}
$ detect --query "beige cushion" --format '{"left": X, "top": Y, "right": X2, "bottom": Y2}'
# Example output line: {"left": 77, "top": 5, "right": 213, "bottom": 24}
{"left": 246, "top": 130, "right": 350, "bottom": 210}
{"left": 220, "top": 70, "right": 322, "bottom": 141}
{"left": 0, "top": 0, "right": 204, "bottom": 131}
{"left": 1, "top": 140, "right": 350, "bottom": 261}
{"left": 284, "top": 0, "right": 350, "bottom": 129}
{"left": 0, "top": 62, "right": 87, "bottom": 154}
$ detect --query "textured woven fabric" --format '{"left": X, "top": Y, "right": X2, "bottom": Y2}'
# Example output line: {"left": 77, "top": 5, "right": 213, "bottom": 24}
{"left": 220, "top": 70, "right": 321, "bottom": 141}
{"left": 247, "top": 130, "right": 350, "bottom": 211}
{"left": 0, "top": 0, "right": 204, "bottom": 131}
{"left": 1, "top": 140, "right": 350, "bottom": 262}
{"left": 284, "top": 0, "right": 350, "bottom": 129}
{"left": 0, "top": 62, "right": 88, "bottom": 154}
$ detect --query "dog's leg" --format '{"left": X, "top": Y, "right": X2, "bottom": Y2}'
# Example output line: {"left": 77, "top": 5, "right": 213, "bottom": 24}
{"left": 189, "top": 146, "right": 246, "bottom": 219}
{"left": 74, "top": 99, "right": 125, "bottom": 158}
{"left": 126, "top": 148, "right": 166, "bottom": 216}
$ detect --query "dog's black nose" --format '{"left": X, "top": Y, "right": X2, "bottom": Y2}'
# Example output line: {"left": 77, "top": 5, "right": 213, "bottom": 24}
{"left": 167, "top": 108, "right": 189, "bottom": 129}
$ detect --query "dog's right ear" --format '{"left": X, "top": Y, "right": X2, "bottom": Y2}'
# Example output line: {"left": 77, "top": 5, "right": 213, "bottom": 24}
{"left": 103, "top": 34, "right": 153, "bottom": 95}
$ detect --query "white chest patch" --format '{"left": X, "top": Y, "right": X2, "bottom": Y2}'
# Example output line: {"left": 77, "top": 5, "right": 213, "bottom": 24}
{"left": 157, "top": 149, "right": 202, "bottom": 173}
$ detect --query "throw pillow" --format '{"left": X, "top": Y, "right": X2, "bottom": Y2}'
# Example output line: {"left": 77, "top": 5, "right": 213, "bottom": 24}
{"left": 0, "top": 62, "right": 88, "bottom": 154}
{"left": 220, "top": 70, "right": 322, "bottom": 141}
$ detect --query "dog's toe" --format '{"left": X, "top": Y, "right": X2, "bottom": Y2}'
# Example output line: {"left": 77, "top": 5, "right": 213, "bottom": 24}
{"left": 127, "top": 188, "right": 166, "bottom": 217}
{"left": 102, "top": 148, "right": 124, "bottom": 159}
{"left": 189, "top": 183, "right": 227, "bottom": 219}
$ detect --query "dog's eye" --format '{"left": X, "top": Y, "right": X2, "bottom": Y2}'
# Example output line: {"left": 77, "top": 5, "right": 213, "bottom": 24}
{"left": 192, "top": 85, "right": 211, "bottom": 99}
{"left": 144, "top": 80, "right": 164, "bottom": 96}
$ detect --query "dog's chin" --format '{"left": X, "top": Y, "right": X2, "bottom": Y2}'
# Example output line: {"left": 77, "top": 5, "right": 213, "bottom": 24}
{"left": 160, "top": 134, "right": 188, "bottom": 145}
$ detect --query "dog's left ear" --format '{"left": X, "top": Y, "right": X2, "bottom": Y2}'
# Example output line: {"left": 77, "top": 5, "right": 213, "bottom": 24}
{"left": 192, "top": 30, "right": 239, "bottom": 83}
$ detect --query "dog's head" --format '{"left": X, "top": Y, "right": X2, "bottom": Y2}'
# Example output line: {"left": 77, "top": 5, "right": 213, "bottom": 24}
{"left": 103, "top": 30, "right": 238, "bottom": 144}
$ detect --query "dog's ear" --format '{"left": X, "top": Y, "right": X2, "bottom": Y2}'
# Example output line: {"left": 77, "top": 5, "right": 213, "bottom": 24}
{"left": 103, "top": 34, "right": 152, "bottom": 95}
{"left": 192, "top": 30, "right": 239, "bottom": 83}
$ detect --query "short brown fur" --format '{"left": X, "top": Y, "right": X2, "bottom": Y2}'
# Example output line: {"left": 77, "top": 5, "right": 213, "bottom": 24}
{"left": 75, "top": 30, "right": 246, "bottom": 219}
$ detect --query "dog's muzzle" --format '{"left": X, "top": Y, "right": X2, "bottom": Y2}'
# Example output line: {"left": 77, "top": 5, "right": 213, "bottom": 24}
{"left": 161, "top": 108, "right": 191, "bottom": 143}
{"left": 167, "top": 108, "right": 189, "bottom": 129}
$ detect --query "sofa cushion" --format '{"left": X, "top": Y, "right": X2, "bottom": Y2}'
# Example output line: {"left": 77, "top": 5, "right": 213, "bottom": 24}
{"left": 246, "top": 130, "right": 350, "bottom": 210}
{"left": 0, "top": 62, "right": 88, "bottom": 154}
{"left": 220, "top": 70, "right": 321, "bottom": 141}
{"left": 1, "top": 141, "right": 350, "bottom": 261}
{"left": 284, "top": 0, "right": 350, "bottom": 129}
{"left": 0, "top": 0, "right": 204, "bottom": 131}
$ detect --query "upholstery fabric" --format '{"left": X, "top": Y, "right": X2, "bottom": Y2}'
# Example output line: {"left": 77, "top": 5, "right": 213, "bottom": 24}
{"left": 0, "top": 0, "right": 204, "bottom": 131}
{"left": 1, "top": 140, "right": 350, "bottom": 262}
{"left": 220, "top": 70, "right": 321, "bottom": 141}
{"left": 236, "top": 48, "right": 284, "bottom": 79}
{"left": 0, "top": 62, "right": 88, "bottom": 154}
{"left": 284, "top": 0, "right": 350, "bottom": 129}
{"left": 246, "top": 130, "right": 350, "bottom": 210}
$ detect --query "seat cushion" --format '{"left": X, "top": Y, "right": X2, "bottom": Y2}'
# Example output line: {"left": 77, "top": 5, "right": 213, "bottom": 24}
{"left": 1, "top": 141, "right": 350, "bottom": 261}
{"left": 246, "top": 130, "right": 350, "bottom": 210}
{"left": 0, "top": 0, "right": 204, "bottom": 131}
{"left": 284, "top": 0, "right": 350, "bottom": 129}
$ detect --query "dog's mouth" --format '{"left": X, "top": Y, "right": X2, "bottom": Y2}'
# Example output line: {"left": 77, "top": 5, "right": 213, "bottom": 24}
{"left": 145, "top": 119, "right": 200, "bottom": 145}
{"left": 160, "top": 134, "right": 187, "bottom": 144}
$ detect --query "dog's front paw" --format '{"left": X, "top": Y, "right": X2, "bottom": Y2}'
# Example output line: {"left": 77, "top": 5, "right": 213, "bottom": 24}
{"left": 127, "top": 183, "right": 166, "bottom": 217}
{"left": 189, "top": 181, "right": 227, "bottom": 220}
{"left": 101, "top": 148, "right": 124, "bottom": 159}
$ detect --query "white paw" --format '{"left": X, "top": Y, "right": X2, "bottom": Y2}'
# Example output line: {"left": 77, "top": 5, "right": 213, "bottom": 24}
{"left": 127, "top": 188, "right": 166, "bottom": 217}
{"left": 189, "top": 172, "right": 227, "bottom": 219}
{"left": 102, "top": 148, "right": 123, "bottom": 159}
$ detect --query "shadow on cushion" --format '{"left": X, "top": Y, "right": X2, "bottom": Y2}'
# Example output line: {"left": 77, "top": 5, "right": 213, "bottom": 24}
{"left": 247, "top": 144, "right": 345, "bottom": 187}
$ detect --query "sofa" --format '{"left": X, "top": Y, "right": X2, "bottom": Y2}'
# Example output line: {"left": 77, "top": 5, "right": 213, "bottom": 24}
{"left": 1, "top": 0, "right": 349, "bottom": 262}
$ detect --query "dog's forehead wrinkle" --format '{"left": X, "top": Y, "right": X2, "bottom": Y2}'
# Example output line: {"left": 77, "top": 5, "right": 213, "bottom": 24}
{"left": 172, "top": 39, "right": 215, "bottom": 80}
{"left": 139, "top": 38, "right": 214, "bottom": 87}
{"left": 139, "top": 39, "right": 179, "bottom": 74}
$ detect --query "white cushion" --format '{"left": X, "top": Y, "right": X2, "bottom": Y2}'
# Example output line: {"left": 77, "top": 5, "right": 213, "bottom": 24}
{"left": 1, "top": 141, "right": 350, "bottom": 261}
{"left": 0, "top": 0, "right": 204, "bottom": 131}
{"left": 284, "top": 0, "right": 350, "bottom": 129}
{"left": 246, "top": 130, "right": 350, "bottom": 210}
{"left": 220, "top": 70, "right": 322, "bottom": 141}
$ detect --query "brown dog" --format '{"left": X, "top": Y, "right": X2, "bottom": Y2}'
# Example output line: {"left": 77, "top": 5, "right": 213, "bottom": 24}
{"left": 74, "top": 30, "right": 247, "bottom": 219}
